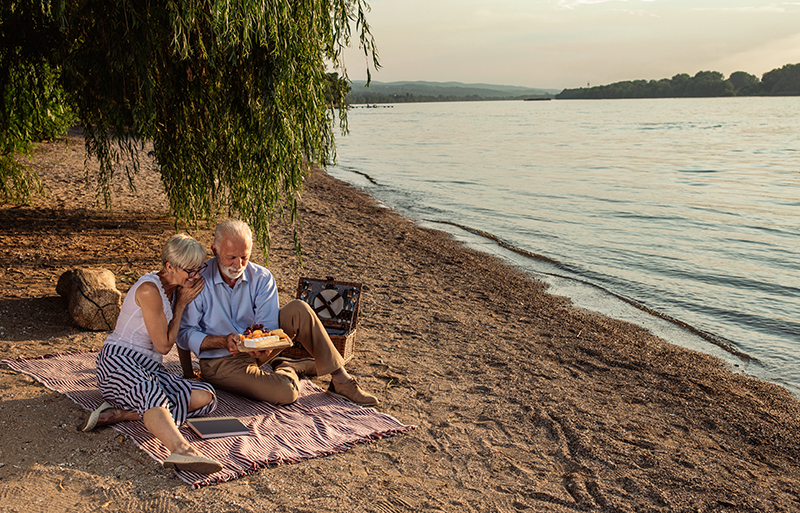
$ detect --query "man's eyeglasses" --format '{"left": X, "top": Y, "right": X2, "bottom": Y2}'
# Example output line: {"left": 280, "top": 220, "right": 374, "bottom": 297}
{"left": 181, "top": 263, "right": 207, "bottom": 278}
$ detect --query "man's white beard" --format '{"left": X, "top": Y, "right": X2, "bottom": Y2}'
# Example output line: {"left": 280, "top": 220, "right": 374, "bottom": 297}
{"left": 220, "top": 264, "right": 245, "bottom": 281}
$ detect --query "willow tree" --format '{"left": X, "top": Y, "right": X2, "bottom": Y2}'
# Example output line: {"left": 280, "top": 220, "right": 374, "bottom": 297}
{"left": 0, "top": 0, "right": 378, "bottom": 254}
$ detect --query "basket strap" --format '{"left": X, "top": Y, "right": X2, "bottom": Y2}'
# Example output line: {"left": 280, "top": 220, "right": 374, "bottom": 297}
{"left": 314, "top": 291, "right": 342, "bottom": 319}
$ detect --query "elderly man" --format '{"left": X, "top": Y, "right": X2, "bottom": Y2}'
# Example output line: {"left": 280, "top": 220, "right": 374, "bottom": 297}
{"left": 177, "top": 219, "right": 378, "bottom": 406}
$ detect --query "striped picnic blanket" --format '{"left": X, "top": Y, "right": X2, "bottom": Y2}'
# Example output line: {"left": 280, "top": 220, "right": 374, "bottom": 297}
{"left": 2, "top": 350, "right": 414, "bottom": 488}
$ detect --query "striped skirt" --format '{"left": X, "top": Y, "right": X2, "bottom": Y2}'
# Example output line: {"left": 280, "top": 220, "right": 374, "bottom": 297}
{"left": 96, "top": 343, "right": 216, "bottom": 426}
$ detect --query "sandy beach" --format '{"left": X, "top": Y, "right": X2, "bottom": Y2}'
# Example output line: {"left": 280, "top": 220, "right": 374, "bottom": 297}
{"left": 1, "top": 130, "right": 800, "bottom": 512}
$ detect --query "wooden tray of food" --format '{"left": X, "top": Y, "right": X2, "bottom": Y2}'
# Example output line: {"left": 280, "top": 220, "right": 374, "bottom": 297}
{"left": 236, "top": 325, "right": 292, "bottom": 352}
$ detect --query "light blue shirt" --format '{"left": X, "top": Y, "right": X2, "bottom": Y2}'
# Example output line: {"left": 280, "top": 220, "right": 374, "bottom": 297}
{"left": 177, "top": 257, "right": 280, "bottom": 359}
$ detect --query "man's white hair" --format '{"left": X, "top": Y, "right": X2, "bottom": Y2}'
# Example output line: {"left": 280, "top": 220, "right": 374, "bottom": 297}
{"left": 214, "top": 219, "right": 253, "bottom": 247}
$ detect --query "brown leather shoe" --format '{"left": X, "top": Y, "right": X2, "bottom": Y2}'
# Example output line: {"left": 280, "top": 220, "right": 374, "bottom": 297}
{"left": 275, "top": 358, "right": 317, "bottom": 377}
{"left": 327, "top": 378, "right": 378, "bottom": 406}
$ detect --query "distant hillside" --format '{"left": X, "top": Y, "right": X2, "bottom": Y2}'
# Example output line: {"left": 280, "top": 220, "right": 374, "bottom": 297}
{"left": 347, "top": 80, "right": 560, "bottom": 104}
{"left": 556, "top": 63, "right": 800, "bottom": 99}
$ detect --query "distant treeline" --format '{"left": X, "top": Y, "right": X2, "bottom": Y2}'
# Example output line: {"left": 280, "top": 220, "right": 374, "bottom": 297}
{"left": 345, "top": 92, "right": 550, "bottom": 104}
{"left": 557, "top": 63, "right": 800, "bottom": 99}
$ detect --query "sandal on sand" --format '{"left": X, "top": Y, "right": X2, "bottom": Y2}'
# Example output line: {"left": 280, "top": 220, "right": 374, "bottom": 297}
{"left": 163, "top": 453, "right": 223, "bottom": 474}
{"left": 78, "top": 401, "right": 114, "bottom": 432}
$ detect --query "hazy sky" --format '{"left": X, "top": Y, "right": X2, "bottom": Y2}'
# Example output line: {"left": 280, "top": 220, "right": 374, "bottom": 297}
{"left": 341, "top": 0, "right": 800, "bottom": 90}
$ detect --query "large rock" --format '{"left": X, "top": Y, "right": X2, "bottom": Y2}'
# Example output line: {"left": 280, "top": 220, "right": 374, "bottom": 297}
{"left": 56, "top": 268, "right": 121, "bottom": 331}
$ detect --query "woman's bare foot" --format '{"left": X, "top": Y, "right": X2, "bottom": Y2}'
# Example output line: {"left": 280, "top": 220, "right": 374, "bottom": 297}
{"left": 172, "top": 444, "right": 205, "bottom": 458}
{"left": 96, "top": 408, "right": 139, "bottom": 427}
{"left": 79, "top": 404, "right": 139, "bottom": 431}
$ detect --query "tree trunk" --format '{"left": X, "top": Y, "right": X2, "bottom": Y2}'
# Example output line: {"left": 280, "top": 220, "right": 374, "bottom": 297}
{"left": 56, "top": 269, "right": 122, "bottom": 331}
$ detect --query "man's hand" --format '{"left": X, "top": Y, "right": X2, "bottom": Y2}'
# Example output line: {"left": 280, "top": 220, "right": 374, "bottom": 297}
{"left": 246, "top": 349, "right": 268, "bottom": 358}
{"left": 247, "top": 348, "right": 284, "bottom": 367}
{"left": 224, "top": 333, "right": 243, "bottom": 354}
{"left": 199, "top": 332, "right": 245, "bottom": 354}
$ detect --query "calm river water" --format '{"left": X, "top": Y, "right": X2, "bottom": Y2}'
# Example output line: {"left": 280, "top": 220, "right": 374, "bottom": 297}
{"left": 331, "top": 98, "right": 800, "bottom": 397}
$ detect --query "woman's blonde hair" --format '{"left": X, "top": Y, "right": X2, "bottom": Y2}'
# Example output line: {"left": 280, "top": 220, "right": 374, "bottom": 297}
{"left": 161, "top": 234, "right": 206, "bottom": 270}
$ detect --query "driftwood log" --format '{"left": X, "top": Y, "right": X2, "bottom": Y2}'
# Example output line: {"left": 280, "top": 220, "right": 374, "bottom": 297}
{"left": 56, "top": 268, "right": 122, "bottom": 331}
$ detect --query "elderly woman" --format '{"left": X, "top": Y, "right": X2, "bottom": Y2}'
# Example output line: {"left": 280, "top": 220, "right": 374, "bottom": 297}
{"left": 80, "top": 234, "right": 222, "bottom": 474}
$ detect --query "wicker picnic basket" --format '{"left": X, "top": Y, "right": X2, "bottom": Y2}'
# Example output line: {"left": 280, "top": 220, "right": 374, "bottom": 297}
{"left": 279, "top": 277, "right": 362, "bottom": 364}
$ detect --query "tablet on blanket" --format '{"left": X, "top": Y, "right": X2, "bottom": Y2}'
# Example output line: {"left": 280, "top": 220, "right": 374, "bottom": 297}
{"left": 186, "top": 417, "right": 249, "bottom": 438}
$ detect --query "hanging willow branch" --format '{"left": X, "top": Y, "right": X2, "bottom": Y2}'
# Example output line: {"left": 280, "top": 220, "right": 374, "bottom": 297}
{"left": 1, "top": 0, "right": 379, "bottom": 259}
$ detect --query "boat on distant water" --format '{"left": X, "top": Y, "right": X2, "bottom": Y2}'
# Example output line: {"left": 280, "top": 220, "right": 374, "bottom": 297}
{"left": 524, "top": 97, "right": 552, "bottom": 101}
{"left": 349, "top": 104, "right": 393, "bottom": 109}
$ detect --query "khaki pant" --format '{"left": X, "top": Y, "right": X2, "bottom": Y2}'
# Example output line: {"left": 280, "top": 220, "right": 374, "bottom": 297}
{"left": 199, "top": 300, "right": 345, "bottom": 405}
